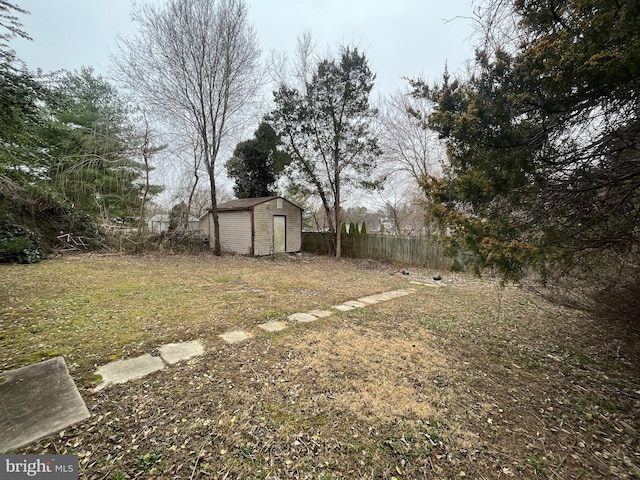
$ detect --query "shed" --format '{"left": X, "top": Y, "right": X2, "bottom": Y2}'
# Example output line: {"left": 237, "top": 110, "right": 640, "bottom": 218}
{"left": 148, "top": 214, "right": 200, "bottom": 234}
{"left": 199, "top": 196, "right": 303, "bottom": 255}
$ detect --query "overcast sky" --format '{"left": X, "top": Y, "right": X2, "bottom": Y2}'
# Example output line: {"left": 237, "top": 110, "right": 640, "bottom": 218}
{"left": 13, "top": 0, "right": 476, "bottom": 96}
{"left": 11, "top": 0, "right": 477, "bottom": 207}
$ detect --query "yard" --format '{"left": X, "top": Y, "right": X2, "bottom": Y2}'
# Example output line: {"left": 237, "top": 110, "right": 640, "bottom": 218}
{"left": 1, "top": 253, "right": 638, "bottom": 479}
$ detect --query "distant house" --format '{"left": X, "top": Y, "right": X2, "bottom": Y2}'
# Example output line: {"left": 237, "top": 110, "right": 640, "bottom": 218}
{"left": 199, "top": 196, "right": 303, "bottom": 255}
{"left": 147, "top": 214, "right": 200, "bottom": 234}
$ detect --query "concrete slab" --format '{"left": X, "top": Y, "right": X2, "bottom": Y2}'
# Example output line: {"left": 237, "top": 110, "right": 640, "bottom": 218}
{"left": 366, "top": 292, "right": 395, "bottom": 302}
{"left": 219, "top": 330, "right": 253, "bottom": 344}
{"left": 357, "top": 296, "right": 379, "bottom": 305}
{"left": 383, "top": 289, "right": 413, "bottom": 299}
{"left": 159, "top": 340, "right": 204, "bottom": 365}
{"left": 288, "top": 312, "right": 318, "bottom": 323}
{"left": 308, "top": 309, "right": 333, "bottom": 318}
{"left": 343, "top": 300, "right": 366, "bottom": 308}
{"left": 411, "top": 281, "right": 446, "bottom": 287}
{"left": 333, "top": 304, "right": 355, "bottom": 312}
{"left": 257, "top": 320, "right": 288, "bottom": 332}
{"left": 0, "top": 357, "right": 90, "bottom": 451}
{"left": 94, "top": 354, "right": 165, "bottom": 391}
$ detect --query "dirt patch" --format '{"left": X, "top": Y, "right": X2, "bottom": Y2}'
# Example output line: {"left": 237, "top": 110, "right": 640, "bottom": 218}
{"left": 290, "top": 326, "right": 445, "bottom": 420}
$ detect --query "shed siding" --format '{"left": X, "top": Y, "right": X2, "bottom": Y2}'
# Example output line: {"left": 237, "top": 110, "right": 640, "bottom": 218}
{"left": 253, "top": 201, "right": 274, "bottom": 255}
{"left": 253, "top": 199, "right": 302, "bottom": 255}
{"left": 219, "top": 211, "right": 252, "bottom": 254}
{"left": 205, "top": 211, "right": 252, "bottom": 254}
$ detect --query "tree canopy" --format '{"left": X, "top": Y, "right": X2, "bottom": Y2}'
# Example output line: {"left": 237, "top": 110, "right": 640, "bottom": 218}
{"left": 0, "top": 48, "right": 158, "bottom": 259}
{"left": 415, "top": 0, "right": 640, "bottom": 315}
{"left": 225, "top": 121, "right": 290, "bottom": 198}
{"left": 114, "top": 0, "right": 263, "bottom": 255}
{"left": 270, "top": 45, "right": 381, "bottom": 257}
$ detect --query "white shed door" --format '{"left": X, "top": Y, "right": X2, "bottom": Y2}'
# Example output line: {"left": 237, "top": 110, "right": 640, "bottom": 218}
{"left": 273, "top": 216, "right": 286, "bottom": 253}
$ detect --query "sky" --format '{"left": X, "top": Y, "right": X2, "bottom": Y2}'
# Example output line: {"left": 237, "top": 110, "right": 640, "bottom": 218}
{"left": 13, "top": 0, "right": 477, "bottom": 96}
{"left": 10, "top": 0, "right": 478, "bottom": 208}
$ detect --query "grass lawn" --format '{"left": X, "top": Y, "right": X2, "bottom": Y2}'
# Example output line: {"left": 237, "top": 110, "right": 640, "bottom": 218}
{"left": 1, "top": 253, "right": 638, "bottom": 479}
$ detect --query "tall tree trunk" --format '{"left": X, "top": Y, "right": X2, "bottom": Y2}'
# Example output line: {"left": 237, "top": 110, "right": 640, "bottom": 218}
{"left": 208, "top": 166, "right": 221, "bottom": 256}
{"left": 186, "top": 143, "right": 200, "bottom": 234}
{"left": 136, "top": 128, "right": 152, "bottom": 252}
{"left": 335, "top": 166, "right": 341, "bottom": 258}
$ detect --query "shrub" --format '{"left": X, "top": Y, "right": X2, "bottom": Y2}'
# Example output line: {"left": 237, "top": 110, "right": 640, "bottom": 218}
{"left": 450, "top": 258, "right": 464, "bottom": 273}
{"left": 0, "top": 223, "right": 46, "bottom": 264}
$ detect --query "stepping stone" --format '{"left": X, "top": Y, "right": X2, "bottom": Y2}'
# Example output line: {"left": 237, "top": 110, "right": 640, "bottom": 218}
{"left": 333, "top": 304, "right": 355, "bottom": 312}
{"left": 94, "top": 354, "right": 164, "bottom": 391}
{"left": 383, "top": 289, "right": 413, "bottom": 299}
{"left": 219, "top": 330, "right": 253, "bottom": 344}
{"left": 411, "top": 281, "right": 446, "bottom": 287}
{"left": 357, "top": 296, "right": 379, "bottom": 305}
{"left": 258, "top": 320, "right": 288, "bottom": 332}
{"left": 0, "top": 357, "right": 90, "bottom": 451}
{"left": 308, "top": 309, "right": 333, "bottom": 318}
{"left": 366, "top": 292, "right": 395, "bottom": 302}
{"left": 159, "top": 340, "right": 204, "bottom": 365}
{"left": 288, "top": 312, "right": 318, "bottom": 323}
{"left": 343, "top": 300, "right": 366, "bottom": 308}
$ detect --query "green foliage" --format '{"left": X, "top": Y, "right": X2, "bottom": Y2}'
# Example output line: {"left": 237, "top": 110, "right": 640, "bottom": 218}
{"left": 415, "top": 0, "right": 640, "bottom": 287}
{"left": 225, "top": 121, "right": 291, "bottom": 198}
{"left": 0, "top": 57, "right": 156, "bottom": 251}
{"left": 270, "top": 45, "right": 381, "bottom": 255}
{"left": 340, "top": 222, "right": 348, "bottom": 235}
{"left": 0, "top": 223, "right": 45, "bottom": 263}
{"left": 133, "top": 450, "right": 162, "bottom": 473}
{"left": 360, "top": 221, "right": 367, "bottom": 235}
{"left": 349, "top": 222, "right": 358, "bottom": 236}
{"left": 168, "top": 201, "right": 188, "bottom": 235}
{"left": 449, "top": 258, "right": 463, "bottom": 273}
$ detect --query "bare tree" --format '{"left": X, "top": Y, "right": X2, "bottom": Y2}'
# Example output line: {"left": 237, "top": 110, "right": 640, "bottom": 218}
{"left": 135, "top": 110, "right": 166, "bottom": 251}
{"left": 371, "top": 88, "right": 446, "bottom": 236}
{"left": 377, "top": 88, "right": 446, "bottom": 185}
{"left": 114, "top": 0, "right": 263, "bottom": 255}
{"left": 469, "top": 0, "right": 522, "bottom": 56}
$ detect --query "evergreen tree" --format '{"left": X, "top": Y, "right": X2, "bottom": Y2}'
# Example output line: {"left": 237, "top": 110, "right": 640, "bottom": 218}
{"left": 270, "top": 46, "right": 381, "bottom": 257}
{"left": 225, "top": 122, "right": 290, "bottom": 198}
{"left": 414, "top": 0, "right": 640, "bottom": 316}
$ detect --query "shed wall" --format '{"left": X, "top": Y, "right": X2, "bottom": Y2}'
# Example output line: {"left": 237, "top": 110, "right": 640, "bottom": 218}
{"left": 253, "top": 199, "right": 302, "bottom": 255}
{"left": 205, "top": 211, "right": 252, "bottom": 254}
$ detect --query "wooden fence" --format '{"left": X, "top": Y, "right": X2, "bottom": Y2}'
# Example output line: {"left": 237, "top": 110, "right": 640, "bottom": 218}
{"left": 302, "top": 232, "right": 453, "bottom": 269}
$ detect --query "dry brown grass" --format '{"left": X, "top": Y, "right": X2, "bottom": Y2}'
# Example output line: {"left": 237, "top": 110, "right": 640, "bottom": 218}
{"left": 1, "top": 253, "right": 639, "bottom": 479}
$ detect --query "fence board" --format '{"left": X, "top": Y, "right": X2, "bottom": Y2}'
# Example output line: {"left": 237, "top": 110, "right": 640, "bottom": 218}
{"left": 301, "top": 232, "right": 453, "bottom": 269}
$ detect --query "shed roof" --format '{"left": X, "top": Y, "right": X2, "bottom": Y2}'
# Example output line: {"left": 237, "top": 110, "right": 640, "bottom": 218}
{"left": 216, "top": 196, "right": 302, "bottom": 212}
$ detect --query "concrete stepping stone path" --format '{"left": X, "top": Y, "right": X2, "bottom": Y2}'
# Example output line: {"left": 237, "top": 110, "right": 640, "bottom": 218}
{"left": 94, "top": 354, "right": 164, "bottom": 391}
{"left": 94, "top": 339, "right": 205, "bottom": 391}
{"left": 343, "top": 300, "right": 367, "bottom": 308}
{"left": 92, "top": 288, "right": 418, "bottom": 392}
{"left": 2, "top": 287, "right": 420, "bottom": 449}
{"left": 288, "top": 312, "right": 318, "bottom": 323}
{"left": 333, "top": 303, "right": 356, "bottom": 312}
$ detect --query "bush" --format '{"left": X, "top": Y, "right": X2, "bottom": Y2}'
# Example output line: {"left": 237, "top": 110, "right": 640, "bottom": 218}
{"left": 450, "top": 258, "right": 464, "bottom": 273}
{"left": 0, "top": 223, "right": 46, "bottom": 264}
